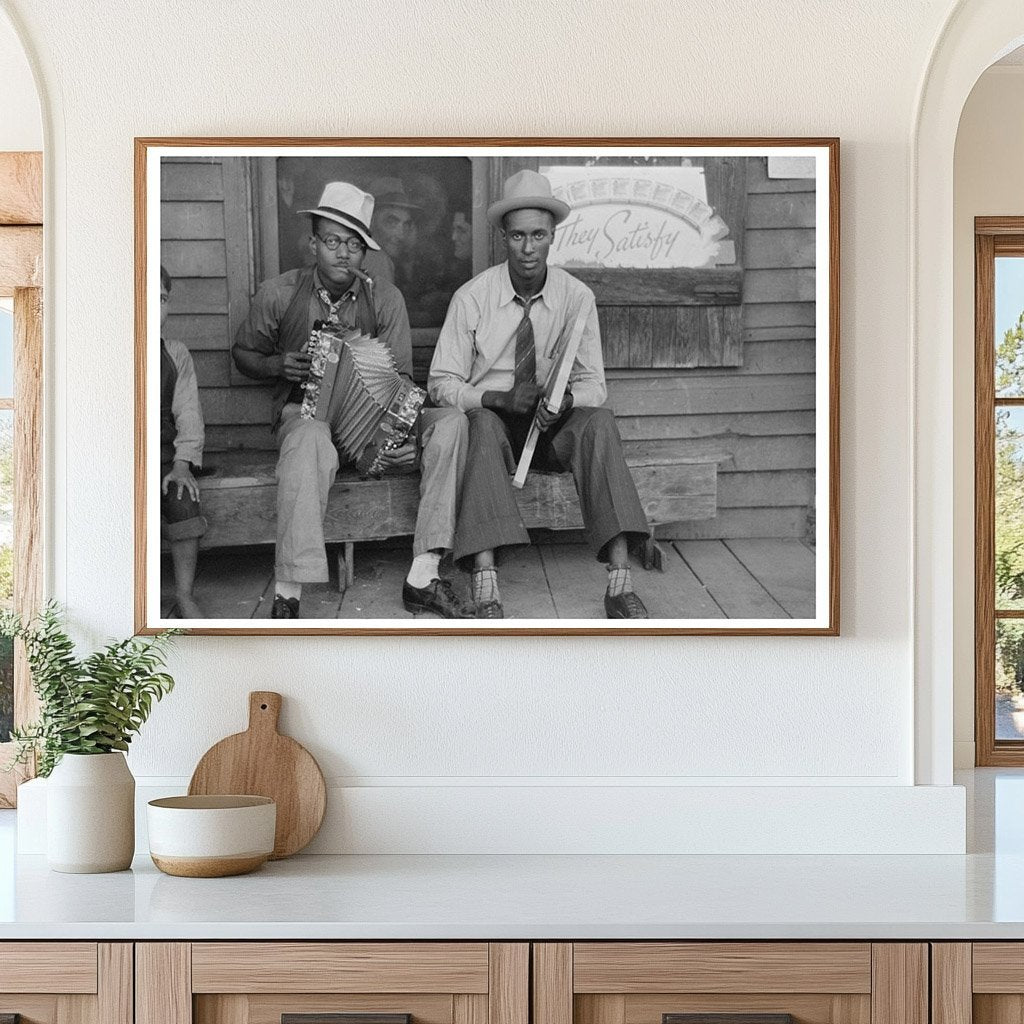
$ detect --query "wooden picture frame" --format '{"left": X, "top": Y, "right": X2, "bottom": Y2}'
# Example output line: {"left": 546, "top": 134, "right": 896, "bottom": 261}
{"left": 135, "top": 138, "right": 839, "bottom": 635}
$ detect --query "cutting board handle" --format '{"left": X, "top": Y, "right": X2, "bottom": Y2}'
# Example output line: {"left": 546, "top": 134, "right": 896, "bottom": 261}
{"left": 248, "top": 691, "right": 282, "bottom": 734}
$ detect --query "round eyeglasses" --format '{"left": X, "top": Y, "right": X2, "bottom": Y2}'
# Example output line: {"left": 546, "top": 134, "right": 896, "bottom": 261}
{"left": 316, "top": 233, "right": 366, "bottom": 253}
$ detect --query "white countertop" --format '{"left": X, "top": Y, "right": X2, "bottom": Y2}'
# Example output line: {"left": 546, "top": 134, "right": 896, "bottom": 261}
{"left": 2, "top": 769, "right": 1022, "bottom": 941}
{"left": 0, "top": 849, "right": 1021, "bottom": 941}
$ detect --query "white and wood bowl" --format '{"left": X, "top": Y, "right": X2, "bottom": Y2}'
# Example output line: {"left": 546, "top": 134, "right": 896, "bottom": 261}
{"left": 147, "top": 795, "right": 276, "bottom": 877}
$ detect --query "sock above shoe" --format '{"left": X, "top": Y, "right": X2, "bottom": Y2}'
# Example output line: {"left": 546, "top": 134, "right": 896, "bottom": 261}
{"left": 607, "top": 564, "right": 633, "bottom": 597}
{"left": 472, "top": 566, "right": 500, "bottom": 605}
{"left": 406, "top": 551, "right": 442, "bottom": 589}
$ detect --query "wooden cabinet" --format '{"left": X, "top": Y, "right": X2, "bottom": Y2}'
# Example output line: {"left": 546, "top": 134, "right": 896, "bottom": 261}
{"left": 136, "top": 944, "right": 528, "bottom": 1024}
{"left": 532, "top": 943, "right": 928, "bottom": 1024}
{"left": 0, "top": 943, "right": 132, "bottom": 1024}
{"left": 932, "top": 943, "right": 1021, "bottom": 1024}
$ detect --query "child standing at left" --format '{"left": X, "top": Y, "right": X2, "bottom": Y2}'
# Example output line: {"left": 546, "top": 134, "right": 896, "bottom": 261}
{"left": 160, "top": 265, "right": 207, "bottom": 618}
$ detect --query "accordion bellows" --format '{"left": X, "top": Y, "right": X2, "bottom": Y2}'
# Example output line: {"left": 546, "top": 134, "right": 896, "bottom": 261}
{"left": 301, "top": 323, "right": 426, "bottom": 478}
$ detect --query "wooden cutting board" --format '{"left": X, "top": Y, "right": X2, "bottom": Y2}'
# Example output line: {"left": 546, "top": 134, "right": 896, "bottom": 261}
{"left": 188, "top": 691, "right": 326, "bottom": 859}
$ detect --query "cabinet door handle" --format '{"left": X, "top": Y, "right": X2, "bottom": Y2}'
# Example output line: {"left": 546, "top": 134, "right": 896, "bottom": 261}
{"left": 664, "top": 1016, "right": 795, "bottom": 1024}
{"left": 283, "top": 1015, "right": 411, "bottom": 1024}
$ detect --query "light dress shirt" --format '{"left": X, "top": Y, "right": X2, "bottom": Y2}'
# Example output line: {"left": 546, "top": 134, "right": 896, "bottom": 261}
{"left": 428, "top": 262, "right": 607, "bottom": 412}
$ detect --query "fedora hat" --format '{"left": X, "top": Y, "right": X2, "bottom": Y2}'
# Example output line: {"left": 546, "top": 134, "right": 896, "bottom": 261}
{"left": 486, "top": 169, "right": 570, "bottom": 228}
{"left": 298, "top": 182, "right": 380, "bottom": 250}
{"left": 368, "top": 176, "right": 422, "bottom": 212}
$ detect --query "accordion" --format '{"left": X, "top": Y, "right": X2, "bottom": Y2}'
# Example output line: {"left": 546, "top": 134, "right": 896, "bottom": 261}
{"left": 301, "top": 322, "right": 426, "bottom": 479}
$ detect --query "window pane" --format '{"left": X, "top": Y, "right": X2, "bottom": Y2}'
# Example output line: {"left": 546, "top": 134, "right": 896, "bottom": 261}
{"left": 997, "top": 407, "right": 1024, "bottom": 609}
{"left": 0, "top": 409, "right": 12, "bottom": 743}
{"left": 998, "top": 620, "right": 1024, "bottom": 740}
{"left": 0, "top": 304, "right": 12, "bottom": 399}
{"left": 996, "top": 256, "right": 1024, "bottom": 397}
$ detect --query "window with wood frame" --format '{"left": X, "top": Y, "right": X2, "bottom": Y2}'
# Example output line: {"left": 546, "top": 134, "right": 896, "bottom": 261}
{"left": 0, "top": 151, "right": 44, "bottom": 806}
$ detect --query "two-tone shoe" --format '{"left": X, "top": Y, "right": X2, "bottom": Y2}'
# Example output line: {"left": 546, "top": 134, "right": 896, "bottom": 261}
{"left": 604, "top": 591, "right": 648, "bottom": 619}
{"left": 402, "top": 578, "right": 474, "bottom": 618}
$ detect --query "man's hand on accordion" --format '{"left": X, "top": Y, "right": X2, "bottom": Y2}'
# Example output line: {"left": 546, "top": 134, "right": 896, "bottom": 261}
{"left": 377, "top": 439, "right": 418, "bottom": 472}
{"left": 278, "top": 350, "right": 312, "bottom": 382}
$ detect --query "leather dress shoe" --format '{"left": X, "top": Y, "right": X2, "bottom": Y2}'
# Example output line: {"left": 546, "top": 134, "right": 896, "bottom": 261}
{"left": 604, "top": 591, "right": 648, "bottom": 619}
{"left": 271, "top": 595, "right": 300, "bottom": 619}
{"left": 474, "top": 599, "right": 504, "bottom": 619}
{"left": 403, "top": 578, "right": 474, "bottom": 618}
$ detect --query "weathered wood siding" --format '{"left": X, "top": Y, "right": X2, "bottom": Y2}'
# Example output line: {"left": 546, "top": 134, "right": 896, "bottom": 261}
{"left": 160, "top": 156, "right": 817, "bottom": 540}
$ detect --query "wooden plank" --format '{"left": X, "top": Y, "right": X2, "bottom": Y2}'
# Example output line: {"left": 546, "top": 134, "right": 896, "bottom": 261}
{"left": 161, "top": 160, "right": 224, "bottom": 201}
{"left": 726, "top": 539, "right": 816, "bottom": 617}
{"left": 222, "top": 157, "right": 254, "bottom": 361}
{"left": 161, "top": 201, "right": 225, "bottom": 240}
{"left": 191, "top": 942, "right": 490, "bottom": 993}
{"left": 747, "top": 156, "right": 818, "bottom": 194}
{"left": 972, "top": 995, "right": 1024, "bottom": 1024}
{"left": 658, "top": 507, "right": 809, "bottom": 541}
{"left": 704, "top": 155, "right": 746, "bottom": 264}
{"left": 481, "top": 545, "right": 557, "bottom": 619}
{"left": 607, "top": 374, "right": 815, "bottom": 416}
{"left": 534, "top": 944, "right": 573, "bottom": 1024}
{"left": 973, "top": 944, "right": 1024, "bottom": 991}
{"left": 192, "top": 350, "right": 232, "bottom": 387}
{"left": 675, "top": 540, "right": 789, "bottom": 618}
{"left": 747, "top": 193, "right": 816, "bottom": 229}
{"left": 650, "top": 306, "right": 679, "bottom": 367}
{"left": 165, "top": 313, "right": 230, "bottom": 349}
{"left": 161, "top": 239, "right": 227, "bottom": 278}
{"left": 0, "top": 153, "right": 42, "bottom": 225}
{"left": 173, "top": 276, "right": 228, "bottom": 315}
{"left": 200, "top": 386, "right": 274, "bottom": 425}
{"left": 745, "top": 228, "right": 816, "bottom": 269}
{"left": 178, "top": 545, "right": 274, "bottom": 619}
{"left": 744, "top": 325, "right": 816, "bottom": 343}
{"left": 743, "top": 302, "right": 816, "bottom": 329}
{"left": 198, "top": 458, "right": 718, "bottom": 549}
{"left": 98, "top": 945, "right": 133, "bottom": 1024}
{"left": 699, "top": 308, "right": 723, "bottom": 366}
{"left": 722, "top": 305, "right": 744, "bottom": 366}
{"left": 194, "top": 995, "right": 247, "bottom": 1024}
{"left": 624, "top": 994, "right": 857, "bottom": 1024}
{"left": 745, "top": 268, "right": 816, "bottom": 305}
{"left": 489, "top": 944, "right": 528, "bottom": 1024}
{"left": 624, "top": 436, "right": 815, "bottom": 471}
{"left": 718, "top": 469, "right": 815, "bottom": 508}
{"left": 871, "top": 945, "right": 928, "bottom": 1024}
{"left": 599, "top": 306, "right": 630, "bottom": 367}
{"left": 613, "top": 410, "right": 815, "bottom": 440}
{"left": 206, "top": 424, "right": 276, "bottom": 452}
{"left": 576, "top": 996, "right": 624, "bottom": 1024}
{"left": 57, "top": 990, "right": 95, "bottom": 1024}
{"left": 628, "top": 306, "right": 653, "bottom": 368}
{"left": 135, "top": 944, "right": 191, "bottom": 1024}
{"left": 0, "top": 226, "right": 42, "bottom": 294}
{"left": 572, "top": 943, "right": 871, "bottom": 994}
{"left": 930, "top": 944, "right": 971, "bottom": 1024}
{"left": 0, "top": 943, "right": 97, "bottom": 993}
{"left": 335, "top": 546, "right": 416, "bottom": 620}
{"left": 13, "top": 288, "right": 43, "bottom": 736}
{"left": 574, "top": 267, "right": 742, "bottom": 306}
{"left": 454, "top": 995, "right": 487, "bottom": 1024}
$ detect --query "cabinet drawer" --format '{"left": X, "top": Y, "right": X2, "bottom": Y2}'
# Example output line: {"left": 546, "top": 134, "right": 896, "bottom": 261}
{"left": 139, "top": 942, "right": 528, "bottom": 1024}
{"left": 0, "top": 942, "right": 98, "bottom": 994}
{"left": 534, "top": 943, "right": 926, "bottom": 1024}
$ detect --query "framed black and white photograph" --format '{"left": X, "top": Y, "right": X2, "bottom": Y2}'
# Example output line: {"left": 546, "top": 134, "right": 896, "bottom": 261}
{"left": 134, "top": 138, "right": 839, "bottom": 635}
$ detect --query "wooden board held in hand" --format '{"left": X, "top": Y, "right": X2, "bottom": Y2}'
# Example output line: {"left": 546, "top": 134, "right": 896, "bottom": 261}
{"left": 188, "top": 691, "right": 326, "bottom": 859}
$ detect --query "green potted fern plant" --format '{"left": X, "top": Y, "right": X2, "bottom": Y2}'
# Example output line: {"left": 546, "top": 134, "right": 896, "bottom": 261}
{"left": 2, "top": 603, "right": 178, "bottom": 873}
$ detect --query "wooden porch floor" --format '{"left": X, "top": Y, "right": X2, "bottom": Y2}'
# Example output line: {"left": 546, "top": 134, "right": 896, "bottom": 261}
{"left": 162, "top": 538, "right": 816, "bottom": 620}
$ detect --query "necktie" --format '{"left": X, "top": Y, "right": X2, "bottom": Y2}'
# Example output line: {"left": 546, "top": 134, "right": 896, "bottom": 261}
{"left": 513, "top": 295, "right": 538, "bottom": 389}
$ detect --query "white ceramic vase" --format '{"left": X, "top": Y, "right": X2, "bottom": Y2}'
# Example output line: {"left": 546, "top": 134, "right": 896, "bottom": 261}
{"left": 46, "top": 752, "right": 135, "bottom": 873}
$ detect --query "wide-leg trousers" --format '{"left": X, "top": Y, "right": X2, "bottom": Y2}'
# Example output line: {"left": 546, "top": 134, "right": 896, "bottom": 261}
{"left": 274, "top": 403, "right": 468, "bottom": 583}
{"left": 452, "top": 405, "right": 649, "bottom": 567}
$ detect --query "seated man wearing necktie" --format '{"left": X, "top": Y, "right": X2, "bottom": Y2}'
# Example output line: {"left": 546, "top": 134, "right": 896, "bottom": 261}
{"left": 428, "top": 170, "right": 650, "bottom": 620}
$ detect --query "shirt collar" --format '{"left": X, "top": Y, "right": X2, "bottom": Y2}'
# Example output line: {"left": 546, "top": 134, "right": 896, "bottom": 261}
{"left": 313, "top": 268, "right": 360, "bottom": 305}
{"left": 500, "top": 262, "right": 549, "bottom": 309}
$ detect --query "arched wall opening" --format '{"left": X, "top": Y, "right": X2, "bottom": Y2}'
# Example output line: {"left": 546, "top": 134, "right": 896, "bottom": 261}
{"left": 914, "top": 1, "right": 1024, "bottom": 784}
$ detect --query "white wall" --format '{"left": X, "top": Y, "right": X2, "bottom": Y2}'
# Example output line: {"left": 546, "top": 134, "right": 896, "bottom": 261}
{"left": 952, "top": 66, "right": 1024, "bottom": 767}
{"left": 0, "top": 7, "right": 39, "bottom": 151}
{"left": 0, "top": 0, "right": 973, "bottom": 852}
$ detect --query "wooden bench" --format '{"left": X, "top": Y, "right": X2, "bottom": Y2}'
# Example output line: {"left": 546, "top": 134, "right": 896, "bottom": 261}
{"left": 195, "top": 449, "right": 721, "bottom": 589}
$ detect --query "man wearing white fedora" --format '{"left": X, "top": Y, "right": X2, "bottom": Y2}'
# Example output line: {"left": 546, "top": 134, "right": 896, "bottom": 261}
{"left": 429, "top": 170, "right": 650, "bottom": 619}
{"left": 233, "top": 181, "right": 472, "bottom": 619}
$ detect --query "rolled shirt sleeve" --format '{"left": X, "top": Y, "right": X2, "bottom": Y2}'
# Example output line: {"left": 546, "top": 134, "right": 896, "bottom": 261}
{"left": 166, "top": 339, "right": 205, "bottom": 467}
